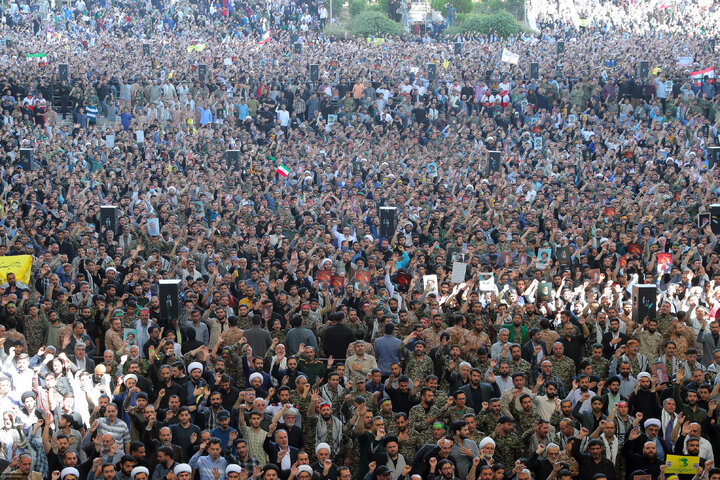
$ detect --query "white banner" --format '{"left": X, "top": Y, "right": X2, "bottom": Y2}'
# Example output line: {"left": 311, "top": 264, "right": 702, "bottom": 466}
{"left": 501, "top": 48, "right": 519, "bottom": 65}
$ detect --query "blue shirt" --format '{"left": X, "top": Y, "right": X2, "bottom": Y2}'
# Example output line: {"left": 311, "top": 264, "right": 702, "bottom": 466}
{"left": 189, "top": 451, "right": 228, "bottom": 480}
{"left": 209, "top": 426, "right": 238, "bottom": 450}
{"left": 374, "top": 334, "right": 401, "bottom": 375}
{"left": 198, "top": 107, "right": 213, "bottom": 125}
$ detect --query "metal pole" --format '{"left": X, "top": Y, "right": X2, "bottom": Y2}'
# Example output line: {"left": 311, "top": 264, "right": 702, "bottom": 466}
{"left": 329, "top": 0, "right": 333, "bottom": 24}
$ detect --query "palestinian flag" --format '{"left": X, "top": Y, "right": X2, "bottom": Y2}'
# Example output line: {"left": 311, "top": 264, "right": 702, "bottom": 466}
{"left": 276, "top": 164, "right": 290, "bottom": 177}
{"left": 258, "top": 28, "right": 270, "bottom": 44}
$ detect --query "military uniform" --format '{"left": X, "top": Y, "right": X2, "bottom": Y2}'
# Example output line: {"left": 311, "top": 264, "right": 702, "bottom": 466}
{"left": 509, "top": 402, "right": 542, "bottom": 434}
{"left": 476, "top": 411, "right": 501, "bottom": 436}
{"left": 549, "top": 355, "right": 576, "bottom": 391}
{"left": 492, "top": 431, "right": 523, "bottom": 468}
{"left": 400, "top": 344, "right": 434, "bottom": 381}
{"left": 508, "top": 358, "right": 533, "bottom": 383}
{"left": 306, "top": 414, "right": 342, "bottom": 463}
{"left": 587, "top": 356, "right": 610, "bottom": 379}
{"left": 656, "top": 314, "right": 676, "bottom": 335}
{"left": 408, "top": 403, "right": 442, "bottom": 438}
{"left": 442, "top": 405, "right": 476, "bottom": 427}
{"left": 461, "top": 330, "right": 492, "bottom": 359}
{"left": 396, "top": 428, "right": 423, "bottom": 459}
{"left": 446, "top": 326, "right": 471, "bottom": 348}
{"left": 635, "top": 330, "right": 664, "bottom": 361}
{"left": 20, "top": 314, "right": 48, "bottom": 356}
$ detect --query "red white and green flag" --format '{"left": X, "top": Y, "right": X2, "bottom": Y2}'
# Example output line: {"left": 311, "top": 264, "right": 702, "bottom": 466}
{"left": 276, "top": 164, "right": 290, "bottom": 177}
{"left": 690, "top": 67, "right": 715, "bottom": 83}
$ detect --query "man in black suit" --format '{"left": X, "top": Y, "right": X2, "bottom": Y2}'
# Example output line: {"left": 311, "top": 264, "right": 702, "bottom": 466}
{"left": 600, "top": 376, "right": 628, "bottom": 415}
{"left": 264, "top": 423, "right": 300, "bottom": 473}
{"left": 522, "top": 328, "right": 548, "bottom": 371}
{"left": 69, "top": 343, "right": 95, "bottom": 374}
{"left": 602, "top": 318, "right": 630, "bottom": 359}
{"left": 458, "top": 368, "right": 501, "bottom": 412}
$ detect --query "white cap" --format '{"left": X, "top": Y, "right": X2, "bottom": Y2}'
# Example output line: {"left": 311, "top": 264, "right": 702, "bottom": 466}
{"left": 61, "top": 468, "right": 80, "bottom": 480}
{"left": 174, "top": 464, "right": 192, "bottom": 475}
{"left": 188, "top": 362, "right": 203, "bottom": 373}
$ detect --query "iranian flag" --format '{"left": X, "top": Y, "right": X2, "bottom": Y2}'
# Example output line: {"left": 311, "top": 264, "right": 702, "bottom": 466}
{"left": 276, "top": 164, "right": 290, "bottom": 177}
{"left": 690, "top": 67, "right": 715, "bottom": 83}
{"left": 258, "top": 28, "right": 270, "bottom": 44}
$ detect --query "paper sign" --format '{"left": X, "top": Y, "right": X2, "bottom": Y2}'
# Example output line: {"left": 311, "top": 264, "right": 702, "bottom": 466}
{"left": 478, "top": 273, "right": 496, "bottom": 292}
{"left": 135, "top": 130, "right": 145, "bottom": 143}
{"left": 678, "top": 57, "right": 693, "bottom": 67}
{"left": 665, "top": 455, "right": 700, "bottom": 474}
{"left": 500, "top": 48, "right": 519, "bottom": 65}
{"left": 451, "top": 262, "right": 466, "bottom": 283}
{"left": 518, "top": 252, "right": 528, "bottom": 266}
{"left": 106, "top": 134, "right": 115, "bottom": 148}
{"left": 604, "top": 207, "right": 616, "bottom": 218}
{"left": 423, "top": 274, "right": 439, "bottom": 296}
{"left": 502, "top": 251, "right": 512, "bottom": 266}
{"left": 628, "top": 243, "right": 642, "bottom": 257}
{"left": 658, "top": 252, "right": 672, "bottom": 275}
{"left": 556, "top": 246, "right": 571, "bottom": 266}
{"left": 699, "top": 212, "right": 711, "bottom": 229}
{"left": 147, "top": 217, "right": 160, "bottom": 237}
{"left": 590, "top": 268, "right": 600, "bottom": 284}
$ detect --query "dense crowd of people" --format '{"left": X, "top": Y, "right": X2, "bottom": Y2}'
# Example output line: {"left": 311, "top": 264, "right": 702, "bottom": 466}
{"left": 0, "top": 0, "right": 719, "bottom": 479}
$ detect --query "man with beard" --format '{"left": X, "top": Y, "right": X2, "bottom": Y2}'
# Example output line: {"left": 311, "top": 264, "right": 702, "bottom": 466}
{"left": 671, "top": 434, "right": 708, "bottom": 480}
{"left": 670, "top": 421, "right": 714, "bottom": 463}
{"left": 571, "top": 433, "right": 617, "bottom": 480}
{"left": 535, "top": 360, "right": 566, "bottom": 398}
{"left": 491, "top": 415, "right": 522, "bottom": 468}
{"left": 384, "top": 375, "right": 417, "bottom": 416}
{"left": 536, "top": 380, "right": 560, "bottom": 421}
{"left": 477, "top": 398, "right": 503, "bottom": 435}
{"left": 449, "top": 420, "right": 479, "bottom": 479}
{"left": 628, "top": 372, "right": 661, "bottom": 419}
{"left": 622, "top": 427, "right": 664, "bottom": 480}
{"left": 573, "top": 395, "right": 607, "bottom": 432}
{"left": 458, "top": 368, "right": 500, "bottom": 413}
{"left": 610, "top": 340, "right": 648, "bottom": 379}
{"left": 307, "top": 389, "right": 343, "bottom": 460}
{"left": 374, "top": 436, "right": 413, "bottom": 480}
{"left": 673, "top": 369, "right": 708, "bottom": 424}
{"left": 527, "top": 443, "right": 561, "bottom": 480}
{"left": 408, "top": 387, "right": 441, "bottom": 442}
{"left": 636, "top": 318, "right": 664, "bottom": 364}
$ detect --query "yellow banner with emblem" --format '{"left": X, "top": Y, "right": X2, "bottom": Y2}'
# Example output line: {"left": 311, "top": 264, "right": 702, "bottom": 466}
{"left": 665, "top": 455, "right": 700, "bottom": 475}
{"left": 0, "top": 255, "right": 33, "bottom": 284}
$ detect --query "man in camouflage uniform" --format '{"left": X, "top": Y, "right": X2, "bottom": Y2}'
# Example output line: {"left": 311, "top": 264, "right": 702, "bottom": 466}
{"left": 19, "top": 304, "right": 48, "bottom": 356}
{"left": 307, "top": 391, "right": 344, "bottom": 463}
{"left": 408, "top": 387, "right": 441, "bottom": 443}
{"left": 548, "top": 342, "right": 576, "bottom": 390}
{"left": 491, "top": 415, "right": 523, "bottom": 468}
{"left": 656, "top": 301, "right": 677, "bottom": 334}
{"left": 400, "top": 334, "right": 434, "bottom": 383}
{"left": 476, "top": 398, "right": 503, "bottom": 435}
{"left": 460, "top": 318, "right": 492, "bottom": 360}
{"left": 587, "top": 344, "right": 610, "bottom": 379}
{"left": 378, "top": 399, "right": 396, "bottom": 428}
{"left": 508, "top": 344, "right": 533, "bottom": 383}
{"left": 441, "top": 391, "right": 476, "bottom": 427}
{"left": 446, "top": 314, "right": 471, "bottom": 347}
{"left": 635, "top": 318, "right": 664, "bottom": 362}
{"left": 390, "top": 412, "right": 423, "bottom": 460}
{"left": 509, "top": 392, "right": 542, "bottom": 434}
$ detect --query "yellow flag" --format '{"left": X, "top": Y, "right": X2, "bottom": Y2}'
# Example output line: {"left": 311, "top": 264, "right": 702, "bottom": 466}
{"left": 187, "top": 43, "right": 206, "bottom": 53}
{"left": 0, "top": 255, "right": 33, "bottom": 284}
{"left": 443, "top": 59, "right": 450, "bottom": 69}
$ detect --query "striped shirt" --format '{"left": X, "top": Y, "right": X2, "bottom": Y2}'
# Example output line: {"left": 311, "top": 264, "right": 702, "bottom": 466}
{"left": 239, "top": 426, "right": 268, "bottom": 464}
{"left": 97, "top": 417, "right": 131, "bottom": 448}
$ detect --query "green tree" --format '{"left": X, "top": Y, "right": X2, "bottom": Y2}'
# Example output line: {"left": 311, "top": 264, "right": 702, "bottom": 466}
{"left": 349, "top": 10, "right": 406, "bottom": 36}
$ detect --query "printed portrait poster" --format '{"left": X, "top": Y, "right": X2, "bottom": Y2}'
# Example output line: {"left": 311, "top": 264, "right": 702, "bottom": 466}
{"left": 556, "top": 246, "right": 571, "bottom": 266}
{"left": 423, "top": 274, "right": 439, "bottom": 296}
{"left": 537, "top": 282, "right": 552, "bottom": 302}
{"left": 651, "top": 363, "right": 669, "bottom": 384}
{"left": 518, "top": 252, "right": 528, "bottom": 266}
{"left": 657, "top": 252, "right": 673, "bottom": 275}
{"left": 331, "top": 274, "right": 346, "bottom": 289}
{"left": 451, "top": 262, "right": 467, "bottom": 284}
{"left": 590, "top": 268, "right": 601, "bottom": 284}
{"left": 628, "top": 243, "right": 642, "bottom": 257}
{"left": 316, "top": 270, "right": 332, "bottom": 290}
{"left": 502, "top": 251, "right": 512, "bottom": 266}
{"left": 354, "top": 269, "right": 371, "bottom": 291}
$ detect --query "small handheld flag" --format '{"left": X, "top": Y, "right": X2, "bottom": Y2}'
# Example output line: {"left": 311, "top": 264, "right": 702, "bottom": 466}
{"left": 276, "top": 164, "right": 290, "bottom": 177}
{"left": 259, "top": 29, "right": 270, "bottom": 45}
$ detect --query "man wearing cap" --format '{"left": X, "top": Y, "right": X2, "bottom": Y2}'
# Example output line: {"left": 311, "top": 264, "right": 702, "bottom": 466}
{"left": 490, "top": 415, "right": 522, "bottom": 469}
{"left": 623, "top": 428, "right": 664, "bottom": 478}
{"left": 610, "top": 339, "right": 648, "bottom": 378}
{"left": 400, "top": 333, "right": 434, "bottom": 382}
{"left": 307, "top": 389, "right": 343, "bottom": 460}
{"left": 189, "top": 437, "right": 228, "bottom": 480}
{"left": 210, "top": 409, "right": 238, "bottom": 450}
{"left": 185, "top": 361, "right": 208, "bottom": 410}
